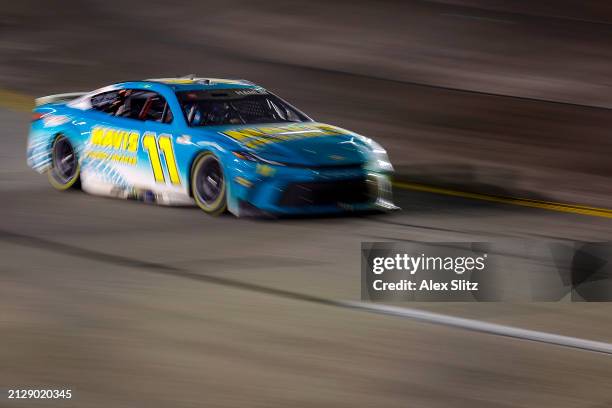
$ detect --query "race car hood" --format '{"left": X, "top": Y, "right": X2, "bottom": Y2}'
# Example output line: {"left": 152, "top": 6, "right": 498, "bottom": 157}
{"left": 217, "top": 122, "right": 372, "bottom": 167}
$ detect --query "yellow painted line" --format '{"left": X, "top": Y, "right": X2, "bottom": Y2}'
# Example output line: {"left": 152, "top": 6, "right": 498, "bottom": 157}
{"left": 393, "top": 181, "right": 612, "bottom": 219}
{"left": 0, "top": 89, "right": 34, "bottom": 112}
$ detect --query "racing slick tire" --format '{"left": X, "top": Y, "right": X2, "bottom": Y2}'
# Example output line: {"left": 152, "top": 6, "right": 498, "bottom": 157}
{"left": 191, "top": 152, "right": 227, "bottom": 216}
{"left": 48, "top": 134, "right": 81, "bottom": 191}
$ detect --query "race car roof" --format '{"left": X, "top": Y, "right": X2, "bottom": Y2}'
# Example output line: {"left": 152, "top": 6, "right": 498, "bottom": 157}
{"left": 145, "top": 77, "right": 260, "bottom": 91}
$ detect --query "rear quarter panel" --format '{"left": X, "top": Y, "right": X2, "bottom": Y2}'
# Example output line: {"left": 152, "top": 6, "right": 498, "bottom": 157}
{"left": 27, "top": 104, "right": 89, "bottom": 173}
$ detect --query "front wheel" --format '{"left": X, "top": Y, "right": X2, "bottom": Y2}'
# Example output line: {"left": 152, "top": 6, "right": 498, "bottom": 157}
{"left": 191, "top": 152, "right": 227, "bottom": 216}
{"left": 48, "top": 135, "right": 80, "bottom": 190}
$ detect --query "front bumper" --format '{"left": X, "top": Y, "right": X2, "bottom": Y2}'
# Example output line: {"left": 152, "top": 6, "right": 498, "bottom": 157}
{"left": 225, "top": 160, "right": 397, "bottom": 216}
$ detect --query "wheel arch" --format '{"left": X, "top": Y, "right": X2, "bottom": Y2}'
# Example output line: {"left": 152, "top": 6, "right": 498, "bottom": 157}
{"left": 186, "top": 147, "right": 230, "bottom": 198}
{"left": 47, "top": 132, "right": 81, "bottom": 190}
{"left": 189, "top": 149, "right": 229, "bottom": 216}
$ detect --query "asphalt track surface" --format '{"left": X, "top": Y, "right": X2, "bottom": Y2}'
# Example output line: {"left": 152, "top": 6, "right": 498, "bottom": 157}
{"left": 1, "top": 106, "right": 612, "bottom": 407}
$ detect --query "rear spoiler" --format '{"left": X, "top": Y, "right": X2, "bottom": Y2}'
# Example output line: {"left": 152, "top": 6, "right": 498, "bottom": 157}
{"left": 35, "top": 92, "right": 88, "bottom": 107}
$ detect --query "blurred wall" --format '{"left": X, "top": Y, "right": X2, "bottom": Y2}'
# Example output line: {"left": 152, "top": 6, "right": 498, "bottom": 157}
{"left": 2, "top": 0, "right": 612, "bottom": 203}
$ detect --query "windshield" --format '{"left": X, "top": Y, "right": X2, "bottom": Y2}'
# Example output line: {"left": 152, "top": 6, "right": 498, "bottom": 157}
{"left": 177, "top": 89, "right": 309, "bottom": 126}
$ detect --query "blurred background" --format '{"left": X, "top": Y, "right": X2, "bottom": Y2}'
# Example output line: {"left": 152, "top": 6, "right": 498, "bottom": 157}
{"left": 1, "top": 1, "right": 612, "bottom": 407}
{"left": 4, "top": 0, "right": 612, "bottom": 204}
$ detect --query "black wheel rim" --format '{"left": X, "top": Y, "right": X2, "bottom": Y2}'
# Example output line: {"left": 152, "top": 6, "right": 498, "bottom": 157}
{"left": 52, "top": 137, "right": 77, "bottom": 183}
{"left": 195, "top": 156, "right": 223, "bottom": 206}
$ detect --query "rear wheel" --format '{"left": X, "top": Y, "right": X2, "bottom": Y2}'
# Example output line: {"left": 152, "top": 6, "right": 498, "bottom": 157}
{"left": 48, "top": 135, "right": 80, "bottom": 190}
{"left": 191, "top": 152, "right": 227, "bottom": 215}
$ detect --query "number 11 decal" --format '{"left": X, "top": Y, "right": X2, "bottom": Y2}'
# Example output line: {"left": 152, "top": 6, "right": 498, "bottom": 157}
{"left": 142, "top": 133, "right": 181, "bottom": 185}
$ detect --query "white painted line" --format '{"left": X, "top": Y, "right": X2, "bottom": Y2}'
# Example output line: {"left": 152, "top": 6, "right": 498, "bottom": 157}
{"left": 341, "top": 301, "right": 612, "bottom": 355}
{"left": 3, "top": 229, "right": 610, "bottom": 355}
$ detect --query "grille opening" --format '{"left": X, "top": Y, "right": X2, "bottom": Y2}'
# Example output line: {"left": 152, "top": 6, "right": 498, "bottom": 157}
{"left": 278, "top": 178, "right": 374, "bottom": 207}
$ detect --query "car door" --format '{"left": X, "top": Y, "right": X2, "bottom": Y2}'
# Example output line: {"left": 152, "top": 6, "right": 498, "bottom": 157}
{"left": 78, "top": 89, "right": 142, "bottom": 195}
{"left": 111, "top": 89, "right": 185, "bottom": 202}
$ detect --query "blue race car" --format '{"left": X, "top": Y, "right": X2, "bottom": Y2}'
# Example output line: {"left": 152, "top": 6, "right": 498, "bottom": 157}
{"left": 27, "top": 76, "right": 397, "bottom": 216}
